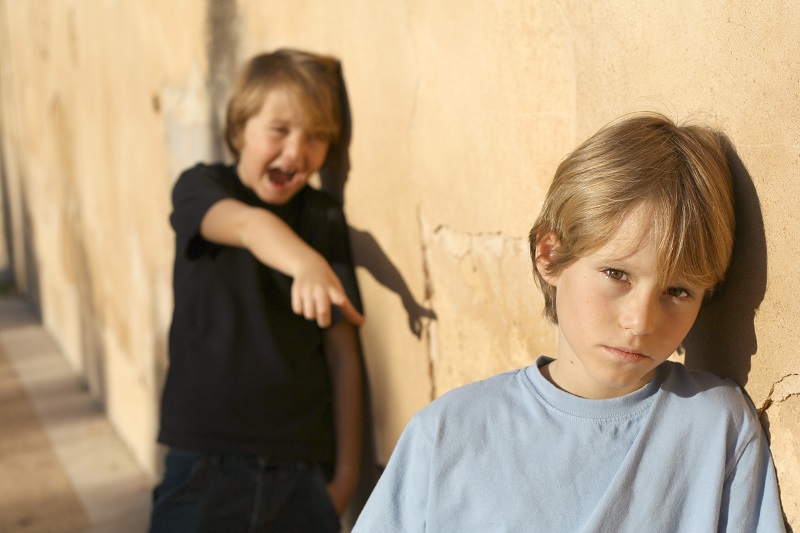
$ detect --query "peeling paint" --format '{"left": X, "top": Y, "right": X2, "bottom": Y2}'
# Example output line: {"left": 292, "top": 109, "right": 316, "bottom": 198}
{"left": 420, "top": 217, "right": 555, "bottom": 397}
{"left": 428, "top": 222, "right": 515, "bottom": 259}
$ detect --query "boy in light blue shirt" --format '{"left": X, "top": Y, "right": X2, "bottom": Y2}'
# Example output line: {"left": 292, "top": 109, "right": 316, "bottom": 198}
{"left": 353, "top": 113, "right": 787, "bottom": 532}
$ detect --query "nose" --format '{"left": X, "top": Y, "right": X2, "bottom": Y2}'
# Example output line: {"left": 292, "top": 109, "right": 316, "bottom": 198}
{"left": 282, "top": 133, "right": 307, "bottom": 164}
{"left": 619, "top": 291, "right": 657, "bottom": 336}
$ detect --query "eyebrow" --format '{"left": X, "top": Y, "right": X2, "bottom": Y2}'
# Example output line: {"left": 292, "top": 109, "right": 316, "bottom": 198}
{"left": 593, "top": 249, "right": 640, "bottom": 266}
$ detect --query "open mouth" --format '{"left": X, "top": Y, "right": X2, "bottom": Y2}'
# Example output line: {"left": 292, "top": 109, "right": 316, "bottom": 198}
{"left": 268, "top": 168, "right": 297, "bottom": 186}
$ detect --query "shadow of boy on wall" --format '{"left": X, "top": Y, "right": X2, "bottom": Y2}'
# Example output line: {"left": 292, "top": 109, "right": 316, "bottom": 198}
{"left": 683, "top": 139, "right": 767, "bottom": 392}
{"left": 684, "top": 138, "right": 795, "bottom": 532}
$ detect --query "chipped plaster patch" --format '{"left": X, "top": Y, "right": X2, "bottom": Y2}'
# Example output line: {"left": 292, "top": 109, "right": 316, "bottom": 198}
{"left": 420, "top": 218, "right": 555, "bottom": 397}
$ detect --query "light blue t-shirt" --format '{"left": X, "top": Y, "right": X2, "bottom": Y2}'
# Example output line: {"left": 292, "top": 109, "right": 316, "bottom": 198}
{"left": 353, "top": 357, "right": 786, "bottom": 532}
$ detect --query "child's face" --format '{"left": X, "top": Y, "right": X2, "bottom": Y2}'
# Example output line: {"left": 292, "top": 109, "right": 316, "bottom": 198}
{"left": 236, "top": 86, "right": 330, "bottom": 205}
{"left": 539, "top": 205, "right": 709, "bottom": 399}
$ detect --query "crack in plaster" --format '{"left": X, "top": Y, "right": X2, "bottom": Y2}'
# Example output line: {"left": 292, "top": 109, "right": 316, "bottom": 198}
{"left": 418, "top": 208, "right": 437, "bottom": 402}
{"left": 758, "top": 373, "right": 800, "bottom": 414}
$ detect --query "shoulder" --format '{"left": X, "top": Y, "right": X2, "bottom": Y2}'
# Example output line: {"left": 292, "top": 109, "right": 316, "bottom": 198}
{"left": 172, "top": 162, "right": 237, "bottom": 200}
{"left": 177, "top": 162, "right": 230, "bottom": 181}
{"left": 662, "top": 362, "right": 748, "bottom": 402}
{"left": 170, "top": 163, "right": 240, "bottom": 241}
{"left": 660, "top": 362, "right": 760, "bottom": 432}
{"left": 415, "top": 368, "right": 529, "bottom": 429}
{"left": 174, "top": 162, "right": 232, "bottom": 188}
{"left": 433, "top": 368, "right": 526, "bottom": 408}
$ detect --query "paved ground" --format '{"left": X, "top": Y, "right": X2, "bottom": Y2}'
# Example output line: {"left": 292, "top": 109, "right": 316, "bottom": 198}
{"left": 0, "top": 298, "right": 152, "bottom": 533}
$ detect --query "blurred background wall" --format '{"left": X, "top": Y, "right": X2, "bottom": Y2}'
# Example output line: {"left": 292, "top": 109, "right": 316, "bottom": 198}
{"left": 0, "top": 0, "right": 797, "bottom": 527}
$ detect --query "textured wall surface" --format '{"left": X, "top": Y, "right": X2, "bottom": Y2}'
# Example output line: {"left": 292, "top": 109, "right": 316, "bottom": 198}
{"left": 0, "top": 0, "right": 797, "bottom": 526}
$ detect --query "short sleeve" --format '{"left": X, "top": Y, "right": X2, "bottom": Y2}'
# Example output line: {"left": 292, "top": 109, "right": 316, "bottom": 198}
{"left": 718, "top": 396, "right": 787, "bottom": 532}
{"left": 170, "top": 164, "right": 232, "bottom": 260}
{"left": 352, "top": 415, "right": 431, "bottom": 532}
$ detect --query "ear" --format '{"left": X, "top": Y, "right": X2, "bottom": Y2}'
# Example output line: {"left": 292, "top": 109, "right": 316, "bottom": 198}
{"left": 535, "top": 231, "right": 561, "bottom": 286}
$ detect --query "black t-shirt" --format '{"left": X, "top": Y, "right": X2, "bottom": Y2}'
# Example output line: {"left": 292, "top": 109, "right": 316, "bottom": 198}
{"left": 158, "top": 163, "right": 361, "bottom": 462}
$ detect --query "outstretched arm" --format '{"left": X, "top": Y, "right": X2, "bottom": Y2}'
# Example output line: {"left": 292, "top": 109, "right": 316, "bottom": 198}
{"left": 323, "top": 320, "right": 364, "bottom": 515}
{"left": 200, "top": 198, "right": 364, "bottom": 327}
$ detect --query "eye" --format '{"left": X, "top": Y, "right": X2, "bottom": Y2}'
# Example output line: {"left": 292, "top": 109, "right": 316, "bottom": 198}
{"left": 307, "top": 131, "right": 331, "bottom": 144}
{"left": 266, "top": 121, "right": 290, "bottom": 136}
{"left": 666, "top": 286, "right": 693, "bottom": 299}
{"left": 603, "top": 268, "right": 627, "bottom": 282}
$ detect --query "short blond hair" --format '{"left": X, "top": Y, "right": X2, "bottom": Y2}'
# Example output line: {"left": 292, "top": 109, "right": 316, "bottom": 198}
{"left": 529, "top": 113, "right": 735, "bottom": 323}
{"left": 225, "top": 48, "right": 342, "bottom": 159}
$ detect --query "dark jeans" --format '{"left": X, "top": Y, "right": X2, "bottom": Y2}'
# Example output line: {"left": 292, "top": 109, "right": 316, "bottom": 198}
{"left": 148, "top": 448, "right": 340, "bottom": 533}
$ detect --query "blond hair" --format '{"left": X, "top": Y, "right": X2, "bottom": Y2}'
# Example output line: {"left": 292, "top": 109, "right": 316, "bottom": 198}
{"left": 225, "top": 48, "right": 342, "bottom": 159}
{"left": 529, "top": 113, "right": 735, "bottom": 323}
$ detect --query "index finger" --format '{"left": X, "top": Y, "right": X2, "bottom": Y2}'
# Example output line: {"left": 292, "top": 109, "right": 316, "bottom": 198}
{"left": 337, "top": 298, "right": 365, "bottom": 326}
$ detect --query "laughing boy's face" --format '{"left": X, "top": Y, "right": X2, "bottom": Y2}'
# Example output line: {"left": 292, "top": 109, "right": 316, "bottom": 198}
{"left": 236, "top": 86, "right": 330, "bottom": 205}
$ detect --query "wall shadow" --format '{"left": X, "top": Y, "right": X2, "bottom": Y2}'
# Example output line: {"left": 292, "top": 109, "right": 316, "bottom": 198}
{"left": 318, "top": 59, "right": 436, "bottom": 335}
{"left": 683, "top": 138, "right": 767, "bottom": 387}
{"left": 349, "top": 227, "right": 437, "bottom": 338}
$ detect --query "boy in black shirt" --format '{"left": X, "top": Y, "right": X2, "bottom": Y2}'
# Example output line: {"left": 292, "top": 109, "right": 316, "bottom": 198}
{"left": 150, "top": 49, "right": 364, "bottom": 533}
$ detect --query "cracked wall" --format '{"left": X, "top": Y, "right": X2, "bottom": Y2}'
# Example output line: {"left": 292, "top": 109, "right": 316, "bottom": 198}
{"left": 764, "top": 393, "right": 800, "bottom": 525}
{"left": 760, "top": 373, "right": 800, "bottom": 526}
{"left": 0, "top": 1, "right": 798, "bottom": 525}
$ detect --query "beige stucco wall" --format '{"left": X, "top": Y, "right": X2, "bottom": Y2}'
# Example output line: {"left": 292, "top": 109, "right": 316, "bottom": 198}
{"left": 0, "top": 0, "right": 797, "bottom": 526}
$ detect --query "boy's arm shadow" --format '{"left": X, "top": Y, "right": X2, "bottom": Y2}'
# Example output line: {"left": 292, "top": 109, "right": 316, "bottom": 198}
{"left": 683, "top": 138, "right": 767, "bottom": 388}
{"left": 317, "top": 65, "right": 435, "bottom": 338}
{"left": 348, "top": 227, "right": 437, "bottom": 338}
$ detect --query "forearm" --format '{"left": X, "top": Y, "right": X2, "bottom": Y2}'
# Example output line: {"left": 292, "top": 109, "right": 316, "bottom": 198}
{"left": 324, "top": 321, "right": 364, "bottom": 510}
{"left": 200, "top": 198, "right": 320, "bottom": 277}
{"left": 200, "top": 199, "right": 364, "bottom": 327}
